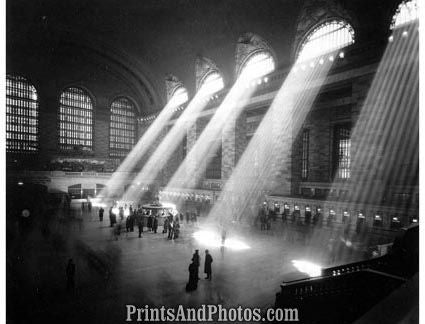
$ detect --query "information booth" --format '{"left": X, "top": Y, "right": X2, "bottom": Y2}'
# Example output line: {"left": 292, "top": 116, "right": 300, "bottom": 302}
{"left": 141, "top": 203, "right": 178, "bottom": 226}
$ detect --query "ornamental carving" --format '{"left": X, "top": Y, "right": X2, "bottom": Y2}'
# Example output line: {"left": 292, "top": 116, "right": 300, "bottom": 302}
{"left": 292, "top": 0, "right": 358, "bottom": 62}
{"left": 235, "top": 32, "right": 276, "bottom": 77}
{"left": 195, "top": 56, "right": 222, "bottom": 91}
{"left": 165, "top": 74, "right": 184, "bottom": 101}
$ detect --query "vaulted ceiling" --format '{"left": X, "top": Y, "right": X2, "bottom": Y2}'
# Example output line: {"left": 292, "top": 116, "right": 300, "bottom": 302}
{"left": 7, "top": 0, "right": 396, "bottom": 110}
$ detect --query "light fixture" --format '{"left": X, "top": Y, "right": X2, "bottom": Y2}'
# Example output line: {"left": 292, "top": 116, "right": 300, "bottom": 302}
{"left": 17, "top": 181, "right": 24, "bottom": 186}
{"left": 388, "top": 35, "right": 394, "bottom": 42}
{"left": 264, "top": 77, "right": 269, "bottom": 83}
{"left": 329, "top": 55, "right": 334, "bottom": 62}
{"left": 339, "top": 52, "right": 345, "bottom": 59}
{"left": 319, "top": 58, "right": 324, "bottom": 65}
{"left": 402, "top": 30, "right": 408, "bottom": 37}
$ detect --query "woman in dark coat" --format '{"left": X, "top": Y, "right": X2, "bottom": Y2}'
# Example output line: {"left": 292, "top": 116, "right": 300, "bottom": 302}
{"left": 204, "top": 250, "right": 213, "bottom": 280}
{"left": 186, "top": 261, "right": 198, "bottom": 291}
{"left": 147, "top": 212, "right": 153, "bottom": 231}
{"left": 99, "top": 207, "right": 104, "bottom": 221}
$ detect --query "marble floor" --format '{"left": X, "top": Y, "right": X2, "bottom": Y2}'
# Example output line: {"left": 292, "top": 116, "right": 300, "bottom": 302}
{"left": 7, "top": 207, "right": 397, "bottom": 323}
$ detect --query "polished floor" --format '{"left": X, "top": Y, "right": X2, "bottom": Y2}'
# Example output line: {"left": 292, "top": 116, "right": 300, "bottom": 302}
{"left": 7, "top": 207, "right": 397, "bottom": 323}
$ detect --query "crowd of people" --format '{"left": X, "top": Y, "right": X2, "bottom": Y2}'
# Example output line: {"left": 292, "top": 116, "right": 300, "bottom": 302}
{"left": 92, "top": 204, "right": 202, "bottom": 241}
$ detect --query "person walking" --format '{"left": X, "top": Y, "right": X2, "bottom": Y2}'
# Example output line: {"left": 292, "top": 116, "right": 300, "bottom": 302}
{"left": 192, "top": 250, "right": 200, "bottom": 279}
{"left": 66, "top": 258, "right": 76, "bottom": 291}
{"left": 137, "top": 212, "right": 143, "bottom": 238}
{"left": 204, "top": 250, "right": 213, "bottom": 280}
{"left": 186, "top": 260, "right": 198, "bottom": 291}
{"left": 99, "top": 207, "right": 104, "bottom": 222}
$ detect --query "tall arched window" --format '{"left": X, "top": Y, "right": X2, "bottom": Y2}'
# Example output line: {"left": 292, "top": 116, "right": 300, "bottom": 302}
{"left": 6, "top": 74, "right": 39, "bottom": 153}
{"left": 169, "top": 86, "right": 188, "bottom": 108}
{"left": 239, "top": 51, "right": 275, "bottom": 81}
{"left": 297, "top": 20, "right": 355, "bottom": 62}
{"left": 110, "top": 97, "right": 136, "bottom": 157}
{"left": 198, "top": 71, "right": 224, "bottom": 96}
{"left": 58, "top": 87, "right": 93, "bottom": 151}
{"left": 391, "top": 0, "right": 418, "bottom": 29}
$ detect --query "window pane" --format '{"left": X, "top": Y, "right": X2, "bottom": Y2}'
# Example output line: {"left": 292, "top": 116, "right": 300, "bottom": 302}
{"left": 169, "top": 87, "right": 188, "bottom": 108}
{"left": 109, "top": 97, "right": 136, "bottom": 157}
{"left": 199, "top": 71, "right": 224, "bottom": 96}
{"left": 240, "top": 51, "right": 275, "bottom": 81}
{"left": 206, "top": 138, "right": 222, "bottom": 179}
{"left": 391, "top": 0, "right": 418, "bottom": 29}
{"left": 333, "top": 125, "right": 351, "bottom": 179}
{"left": 298, "top": 21, "right": 355, "bottom": 62}
{"left": 58, "top": 87, "right": 93, "bottom": 151}
{"left": 6, "top": 75, "right": 39, "bottom": 153}
{"left": 301, "top": 129, "right": 309, "bottom": 180}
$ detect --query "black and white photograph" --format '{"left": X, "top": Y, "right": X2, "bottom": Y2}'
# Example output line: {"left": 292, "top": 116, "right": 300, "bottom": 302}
{"left": 5, "top": 0, "right": 420, "bottom": 323}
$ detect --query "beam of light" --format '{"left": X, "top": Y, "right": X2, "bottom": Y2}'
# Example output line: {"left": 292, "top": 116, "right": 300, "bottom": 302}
{"left": 296, "top": 22, "right": 419, "bottom": 258}
{"left": 205, "top": 51, "right": 334, "bottom": 226}
{"left": 168, "top": 87, "right": 188, "bottom": 108}
{"left": 325, "top": 21, "right": 418, "bottom": 216}
{"left": 122, "top": 75, "right": 227, "bottom": 202}
{"left": 98, "top": 95, "right": 184, "bottom": 199}
{"left": 297, "top": 20, "right": 354, "bottom": 63}
{"left": 192, "top": 230, "right": 250, "bottom": 250}
{"left": 155, "top": 67, "right": 270, "bottom": 196}
{"left": 291, "top": 260, "right": 322, "bottom": 277}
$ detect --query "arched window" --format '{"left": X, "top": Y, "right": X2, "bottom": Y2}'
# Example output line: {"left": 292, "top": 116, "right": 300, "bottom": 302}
{"left": 198, "top": 71, "right": 224, "bottom": 96}
{"left": 391, "top": 0, "right": 418, "bottom": 29}
{"left": 169, "top": 86, "right": 188, "bottom": 108}
{"left": 110, "top": 97, "right": 136, "bottom": 157}
{"left": 58, "top": 87, "right": 93, "bottom": 151}
{"left": 6, "top": 74, "right": 39, "bottom": 153}
{"left": 297, "top": 20, "right": 355, "bottom": 62}
{"left": 239, "top": 51, "right": 275, "bottom": 81}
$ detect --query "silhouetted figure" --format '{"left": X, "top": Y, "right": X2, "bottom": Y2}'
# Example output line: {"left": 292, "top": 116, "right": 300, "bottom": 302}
{"left": 186, "top": 261, "right": 198, "bottom": 292}
{"left": 204, "top": 250, "right": 213, "bottom": 280}
{"left": 88, "top": 201, "right": 92, "bottom": 212}
{"left": 126, "top": 215, "right": 131, "bottom": 232}
{"left": 137, "top": 215, "right": 143, "bottom": 238}
{"left": 109, "top": 207, "right": 117, "bottom": 227}
{"left": 147, "top": 213, "right": 153, "bottom": 232}
{"left": 221, "top": 228, "right": 227, "bottom": 246}
{"left": 192, "top": 250, "right": 200, "bottom": 279}
{"left": 119, "top": 207, "right": 124, "bottom": 221}
{"left": 163, "top": 218, "right": 169, "bottom": 234}
{"left": 168, "top": 220, "right": 174, "bottom": 239}
{"left": 174, "top": 218, "right": 180, "bottom": 239}
{"left": 186, "top": 212, "right": 190, "bottom": 223}
{"left": 153, "top": 216, "right": 158, "bottom": 233}
{"left": 66, "top": 258, "right": 76, "bottom": 291}
{"left": 99, "top": 207, "right": 104, "bottom": 221}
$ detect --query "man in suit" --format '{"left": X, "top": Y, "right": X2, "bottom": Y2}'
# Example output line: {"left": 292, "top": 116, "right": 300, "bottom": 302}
{"left": 204, "top": 250, "right": 213, "bottom": 280}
